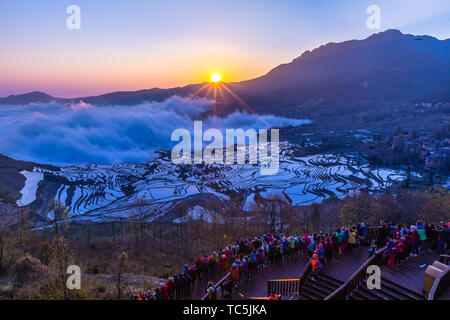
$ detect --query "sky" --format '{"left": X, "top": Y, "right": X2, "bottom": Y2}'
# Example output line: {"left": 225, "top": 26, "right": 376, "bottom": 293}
{"left": 0, "top": 0, "right": 449, "bottom": 98}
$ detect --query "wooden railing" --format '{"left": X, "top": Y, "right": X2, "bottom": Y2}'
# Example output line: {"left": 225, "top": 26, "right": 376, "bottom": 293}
{"left": 200, "top": 272, "right": 231, "bottom": 300}
{"left": 366, "top": 226, "right": 381, "bottom": 243}
{"left": 265, "top": 226, "right": 383, "bottom": 299}
{"left": 267, "top": 279, "right": 300, "bottom": 297}
{"left": 439, "top": 254, "right": 450, "bottom": 265}
{"left": 201, "top": 225, "right": 384, "bottom": 300}
{"left": 299, "top": 257, "right": 313, "bottom": 289}
{"left": 323, "top": 225, "right": 383, "bottom": 300}
{"left": 325, "top": 246, "right": 387, "bottom": 300}
{"left": 266, "top": 256, "right": 312, "bottom": 297}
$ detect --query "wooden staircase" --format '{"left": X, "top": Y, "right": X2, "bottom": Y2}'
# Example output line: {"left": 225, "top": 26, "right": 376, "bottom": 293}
{"left": 267, "top": 229, "right": 386, "bottom": 300}
{"left": 295, "top": 273, "right": 343, "bottom": 300}
{"left": 255, "top": 227, "right": 445, "bottom": 300}
{"left": 267, "top": 273, "right": 343, "bottom": 300}
{"left": 350, "top": 277, "right": 425, "bottom": 300}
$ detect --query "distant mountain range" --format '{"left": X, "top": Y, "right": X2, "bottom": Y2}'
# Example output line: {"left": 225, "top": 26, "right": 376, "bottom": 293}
{"left": 1, "top": 29, "right": 449, "bottom": 121}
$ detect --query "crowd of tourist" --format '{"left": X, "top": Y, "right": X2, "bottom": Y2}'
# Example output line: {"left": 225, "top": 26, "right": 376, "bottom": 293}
{"left": 130, "top": 219, "right": 449, "bottom": 300}
{"left": 378, "top": 219, "right": 449, "bottom": 269}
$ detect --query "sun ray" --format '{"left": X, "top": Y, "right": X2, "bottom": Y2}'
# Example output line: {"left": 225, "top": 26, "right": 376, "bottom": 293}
{"left": 205, "top": 84, "right": 214, "bottom": 98}
{"left": 221, "top": 83, "right": 258, "bottom": 115}
{"left": 221, "top": 82, "right": 272, "bottom": 128}
{"left": 213, "top": 84, "right": 218, "bottom": 120}
{"left": 217, "top": 85, "right": 228, "bottom": 106}
{"left": 200, "top": 75, "right": 278, "bottom": 133}
{"left": 193, "top": 83, "right": 210, "bottom": 96}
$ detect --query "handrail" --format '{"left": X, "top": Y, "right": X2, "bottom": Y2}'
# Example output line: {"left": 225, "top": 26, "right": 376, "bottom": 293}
{"left": 158, "top": 225, "right": 386, "bottom": 300}
{"left": 366, "top": 226, "right": 383, "bottom": 244}
{"left": 439, "top": 254, "right": 450, "bottom": 265}
{"left": 271, "top": 226, "right": 383, "bottom": 300}
{"left": 200, "top": 272, "right": 231, "bottom": 300}
{"left": 299, "top": 257, "right": 313, "bottom": 289}
{"left": 267, "top": 279, "right": 300, "bottom": 297}
{"left": 428, "top": 265, "right": 450, "bottom": 300}
{"left": 325, "top": 246, "right": 387, "bottom": 300}
{"left": 199, "top": 225, "right": 384, "bottom": 300}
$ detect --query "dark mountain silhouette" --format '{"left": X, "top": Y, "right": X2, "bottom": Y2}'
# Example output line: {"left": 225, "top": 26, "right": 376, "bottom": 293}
{"left": 240, "top": 29, "right": 450, "bottom": 111}
{"left": 1, "top": 29, "right": 449, "bottom": 120}
{"left": 0, "top": 91, "right": 56, "bottom": 105}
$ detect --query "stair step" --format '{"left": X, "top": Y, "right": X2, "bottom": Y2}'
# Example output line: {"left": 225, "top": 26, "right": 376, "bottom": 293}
{"left": 358, "top": 287, "right": 391, "bottom": 300}
{"left": 350, "top": 290, "right": 368, "bottom": 300}
{"left": 311, "top": 277, "right": 340, "bottom": 292}
{"left": 353, "top": 288, "right": 383, "bottom": 300}
{"left": 304, "top": 282, "right": 333, "bottom": 298}
{"left": 374, "top": 283, "right": 409, "bottom": 300}
{"left": 297, "top": 291, "right": 319, "bottom": 300}
{"left": 381, "top": 278, "right": 425, "bottom": 300}
{"left": 301, "top": 285, "right": 327, "bottom": 300}
{"left": 315, "top": 273, "right": 344, "bottom": 287}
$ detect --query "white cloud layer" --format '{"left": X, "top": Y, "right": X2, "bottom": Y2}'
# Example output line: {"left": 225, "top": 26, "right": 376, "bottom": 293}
{"left": 0, "top": 97, "right": 310, "bottom": 165}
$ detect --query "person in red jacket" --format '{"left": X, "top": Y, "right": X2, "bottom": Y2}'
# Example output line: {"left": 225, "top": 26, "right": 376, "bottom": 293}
{"left": 225, "top": 246, "right": 232, "bottom": 269}
{"left": 220, "top": 252, "right": 228, "bottom": 273}
{"left": 167, "top": 277, "right": 176, "bottom": 300}
{"left": 231, "top": 264, "right": 240, "bottom": 287}
{"left": 395, "top": 239, "right": 404, "bottom": 266}
{"left": 311, "top": 253, "right": 321, "bottom": 280}
{"left": 258, "top": 248, "right": 265, "bottom": 269}
{"left": 161, "top": 282, "right": 169, "bottom": 300}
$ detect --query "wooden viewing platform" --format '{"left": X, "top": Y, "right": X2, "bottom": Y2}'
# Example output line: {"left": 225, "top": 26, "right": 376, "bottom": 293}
{"left": 238, "top": 248, "right": 448, "bottom": 300}
{"left": 196, "top": 226, "right": 449, "bottom": 300}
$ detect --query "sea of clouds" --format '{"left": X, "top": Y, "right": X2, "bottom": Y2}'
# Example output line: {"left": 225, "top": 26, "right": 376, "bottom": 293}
{"left": 0, "top": 96, "right": 310, "bottom": 166}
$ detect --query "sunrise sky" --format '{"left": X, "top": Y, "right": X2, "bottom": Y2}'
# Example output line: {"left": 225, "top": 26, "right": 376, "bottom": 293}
{"left": 0, "top": 0, "right": 449, "bottom": 98}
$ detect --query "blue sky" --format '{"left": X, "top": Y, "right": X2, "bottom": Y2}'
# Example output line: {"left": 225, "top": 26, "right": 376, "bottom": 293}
{"left": 0, "top": 0, "right": 449, "bottom": 97}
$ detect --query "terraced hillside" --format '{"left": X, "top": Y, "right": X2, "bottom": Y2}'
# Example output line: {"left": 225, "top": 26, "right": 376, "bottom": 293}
{"left": 12, "top": 144, "right": 412, "bottom": 223}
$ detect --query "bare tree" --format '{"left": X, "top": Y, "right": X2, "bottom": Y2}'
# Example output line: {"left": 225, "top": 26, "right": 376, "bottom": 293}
{"left": 16, "top": 207, "right": 30, "bottom": 246}
{"left": 49, "top": 236, "right": 72, "bottom": 300}
{"left": 116, "top": 252, "right": 128, "bottom": 300}
{"left": 47, "top": 199, "right": 70, "bottom": 238}
{"left": 253, "top": 193, "right": 293, "bottom": 233}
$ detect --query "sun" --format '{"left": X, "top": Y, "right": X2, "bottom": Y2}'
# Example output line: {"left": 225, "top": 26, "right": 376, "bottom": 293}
{"left": 210, "top": 72, "right": 222, "bottom": 83}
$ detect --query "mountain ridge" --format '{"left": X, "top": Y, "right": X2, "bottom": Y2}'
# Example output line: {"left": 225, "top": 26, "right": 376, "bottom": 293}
{"left": 1, "top": 29, "right": 449, "bottom": 120}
